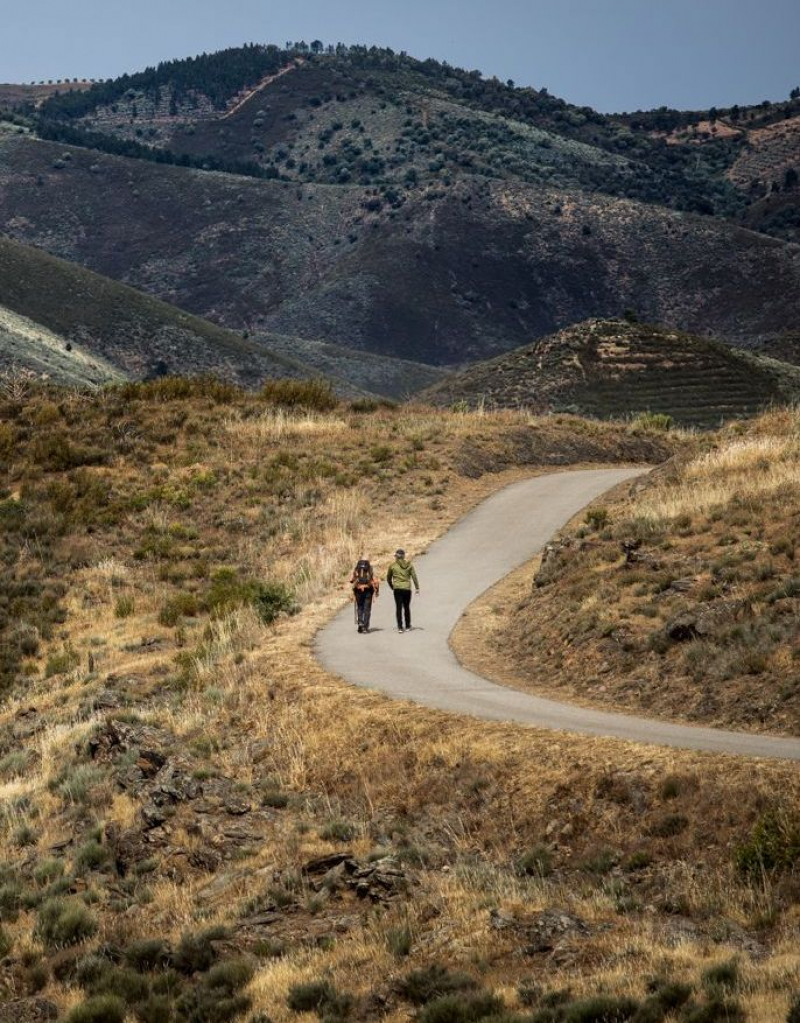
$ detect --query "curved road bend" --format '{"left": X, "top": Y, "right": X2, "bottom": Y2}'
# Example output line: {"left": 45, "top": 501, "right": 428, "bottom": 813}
{"left": 316, "top": 468, "right": 800, "bottom": 761}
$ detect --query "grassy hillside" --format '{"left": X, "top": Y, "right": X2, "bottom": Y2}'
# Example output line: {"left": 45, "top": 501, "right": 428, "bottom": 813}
{"left": 2, "top": 135, "right": 799, "bottom": 368}
{"left": 0, "top": 302, "right": 124, "bottom": 387}
{"left": 2, "top": 383, "right": 800, "bottom": 1023}
{"left": 461, "top": 408, "right": 800, "bottom": 736}
{"left": 423, "top": 319, "right": 800, "bottom": 427}
{"left": 1, "top": 384, "right": 800, "bottom": 1023}
{"left": 0, "top": 234, "right": 324, "bottom": 387}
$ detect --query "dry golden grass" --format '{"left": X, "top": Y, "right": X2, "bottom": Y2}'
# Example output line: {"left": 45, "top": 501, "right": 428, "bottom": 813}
{"left": 4, "top": 390, "right": 798, "bottom": 1019}
{"left": 638, "top": 429, "right": 800, "bottom": 521}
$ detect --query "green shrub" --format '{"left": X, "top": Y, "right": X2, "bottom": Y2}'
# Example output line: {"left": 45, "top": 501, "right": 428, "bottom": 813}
{"left": 319, "top": 820, "right": 356, "bottom": 842}
{"left": 585, "top": 507, "right": 609, "bottom": 531}
{"left": 649, "top": 813, "right": 688, "bottom": 838}
{"left": 13, "top": 822, "right": 37, "bottom": 847}
{"left": 516, "top": 844, "right": 553, "bottom": 877}
{"left": 174, "top": 925, "right": 228, "bottom": 974}
{"left": 0, "top": 750, "right": 30, "bottom": 778}
{"left": 117, "top": 376, "right": 242, "bottom": 404}
{"left": 114, "top": 594, "right": 136, "bottom": 618}
{"left": 87, "top": 964, "right": 150, "bottom": 1004}
{"left": 0, "top": 880, "right": 23, "bottom": 921}
{"left": 629, "top": 412, "right": 672, "bottom": 433}
{"left": 386, "top": 924, "right": 413, "bottom": 958}
{"left": 64, "top": 994, "right": 127, "bottom": 1023}
{"left": 682, "top": 999, "right": 745, "bottom": 1023}
{"left": 37, "top": 897, "right": 98, "bottom": 946}
{"left": 33, "top": 859, "right": 64, "bottom": 885}
{"left": 134, "top": 994, "right": 173, "bottom": 1023}
{"left": 44, "top": 644, "right": 80, "bottom": 678}
{"left": 76, "top": 839, "right": 110, "bottom": 871}
{"left": 202, "top": 957, "right": 254, "bottom": 995}
{"left": 701, "top": 960, "right": 739, "bottom": 995}
{"left": 735, "top": 808, "right": 800, "bottom": 877}
{"left": 579, "top": 847, "right": 618, "bottom": 875}
{"left": 287, "top": 979, "right": 336, "bottom": 1012}
{"left": 124, "top": 937, "right": 171, "bottom": 972}
{"left": 260, "top": 378, "right": 338, "bottom": 411}
{"left": 0, "top": 924, "right": 12, "bottom": 957}
{"left": 787, "top": 994, "right": 800, "bottom": 1023}
{"left": 370, "top": 444, "right": 392, "bottom": 463}
{"left": 396, "top": 964, "right": 477, "bottom": 1005}
{"left": 23, "top": 959, "right": 49, "bottom": 993}
{"left": 252, "top": 580, "right": 299, "bottom": 624}
{"left": 418, "top": 992, "right": 505, "bottom": 1023}
{"left": 204, "top": 568, "right": 255, "bottom": 615}
{"left": 560, "top": 995, "right": 640, "bottom": 1022}
{"left": 158, "top": 591, "right": 200, "bottom": 627}
{"left": 51, "top": 763, "right": 107, "bottom": 805}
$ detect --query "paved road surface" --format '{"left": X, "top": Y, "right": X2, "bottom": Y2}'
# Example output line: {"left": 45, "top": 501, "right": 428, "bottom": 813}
{"left": 316, "top": 468, "right": 800, "bottom": 761}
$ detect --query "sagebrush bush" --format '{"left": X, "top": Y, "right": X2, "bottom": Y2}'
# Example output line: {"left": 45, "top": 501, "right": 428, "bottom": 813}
{"left": 252, "top": 580, "right": 299, "bottom": 624}
{"left": 174, "top": 925, "right": 228, "bottom": 974}
{"left": 418, "top": 992, "right": 505, "bottom": 1023}
{"left": 117, "top": 376, "right": 242, "bottom": 403}
{"left": 396, "top": 964, "right": 478, "bottom": 1005}
{"left": 260, "top": 377, "right": 338, "bottom": 411}
{"left": 114, "top": 594, "right": 135, "bottom": 618}
{"left": 516, "top": 844, "right": 553, "bottom": 877}
{"left": 736, "top": 807, "right": 800, "bottom": 877}
{"left": 682, "top": 999, "right": 745, "bottom": 1023}
{"left": 701, "top": 960, "right": 739, "bottom": 995}
{"left": 158, "top": 591, "right": 200, "bottom": 626}
{"left": 287, "top": 978, "right": 337, "bottom": 1012}
{"left": 44, "top": 644, "right": 80, "bottom": 678}
{"left": 36, "top": 897, "right": 98, "bottom": 946}
{"left": 629, "top": 411, "right": 673, "bottom": 433}
{"left": 123, "top": 937, "right": 171, "bottom": 972}
{"left": 64, "top": 994, "right": 127, "bottom": 1023}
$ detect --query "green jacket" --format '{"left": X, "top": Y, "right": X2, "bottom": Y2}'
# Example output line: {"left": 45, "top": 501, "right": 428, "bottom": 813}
{"left": 387, "top": 559, "right": 419, "bottom": 591}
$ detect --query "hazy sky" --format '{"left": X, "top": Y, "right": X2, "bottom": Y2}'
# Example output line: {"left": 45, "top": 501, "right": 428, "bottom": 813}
{"left": 3, "top": 0, "right": 799, "bottom": 113}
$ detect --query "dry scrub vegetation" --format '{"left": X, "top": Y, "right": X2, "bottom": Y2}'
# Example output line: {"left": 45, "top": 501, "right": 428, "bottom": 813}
{"left": 1, "top": 379, "right": 798, "bottom": 1023}
{"left": 466, "top": 407, "right": 800, "bottom": 738}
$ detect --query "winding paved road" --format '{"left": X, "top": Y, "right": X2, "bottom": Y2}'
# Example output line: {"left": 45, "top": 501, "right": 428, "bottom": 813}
{"left": 316, "top": 468, "right": 800, "bottom": 761}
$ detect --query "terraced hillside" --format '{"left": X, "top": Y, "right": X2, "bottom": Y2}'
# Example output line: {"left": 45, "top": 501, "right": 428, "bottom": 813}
{"left": 0, "top": 235, "right": 315, "bottom": 387}
{"left": 2, "top": 135, "right": 800, "bottom": 367}
{"left": 423, "top": 320, "right": 800, "bottom": 427}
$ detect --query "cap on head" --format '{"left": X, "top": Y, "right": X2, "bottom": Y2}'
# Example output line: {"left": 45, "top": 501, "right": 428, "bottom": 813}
{"left": 395, "top": 548, "right": 405, "bottom": 558}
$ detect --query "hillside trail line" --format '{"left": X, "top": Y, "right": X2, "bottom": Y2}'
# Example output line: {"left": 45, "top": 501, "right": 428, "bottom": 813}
{"left": 222, "top": 59, "right": 304, "bottom": 120}
{"left": 316, "top": 467, "right": 800, "bottom": 761}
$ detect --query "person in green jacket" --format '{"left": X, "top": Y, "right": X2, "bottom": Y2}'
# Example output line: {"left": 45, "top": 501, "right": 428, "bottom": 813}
{"left": 387, "top": 549, "right": 420, "bottom": 633}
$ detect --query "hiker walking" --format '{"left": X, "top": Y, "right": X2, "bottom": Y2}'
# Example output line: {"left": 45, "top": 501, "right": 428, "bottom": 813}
{"left": 350, "top": 556, "right": 379, "bottom": 634}
{"left": 387, "top": 549, "right": 419, "bottom": 633}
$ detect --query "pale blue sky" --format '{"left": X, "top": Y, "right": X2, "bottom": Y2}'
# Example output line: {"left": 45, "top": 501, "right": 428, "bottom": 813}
{"left": 3, "top": 0, "right": 798, "bottom": 113}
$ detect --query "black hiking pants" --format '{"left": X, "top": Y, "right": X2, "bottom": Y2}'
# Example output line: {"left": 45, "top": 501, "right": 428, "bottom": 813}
{"left": 354, "top": 589, "right": 374, "bottom": 630}
{"left": 394, "top": 588, "right": 412, "bottom": 630}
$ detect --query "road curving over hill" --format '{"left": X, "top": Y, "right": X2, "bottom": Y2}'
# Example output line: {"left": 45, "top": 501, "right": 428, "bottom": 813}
{"left": 316, "top": 468, "right": 800, "bottom": 761}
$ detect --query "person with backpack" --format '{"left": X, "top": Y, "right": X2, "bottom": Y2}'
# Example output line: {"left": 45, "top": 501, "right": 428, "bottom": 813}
{"left": 386, "top": 549, "right": 420, "bottom": 633}
{"left": 350, "top": 556, "right": 379, "bottom": 634}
